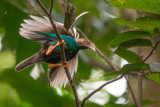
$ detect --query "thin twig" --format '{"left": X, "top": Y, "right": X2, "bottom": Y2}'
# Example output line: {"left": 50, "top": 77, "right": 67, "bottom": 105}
{"left": 36, "top": 0, "right": 49, "bottom": 15}
{"left": 125, "top": 76, "right": 138, "bottom": 107}
{"left": 49, "top": 0, "right": 54, "bottom": 15}
{"left": 28, "top": 0, "right": 43, "bottom": 16}
{"left": 79, "top": 51, "right": 113, "bottom": 71}
{"left": 143, "top": 40, "right": 160, "bottom": 62}
{"left": 76, "top": 27, "right": 138, "bottom": 107}
{"left": 76, "top": 27, "right": 119, "bottom": 70}
{"left": 81, "top": 75, "right": 125, "bottom": 107}
{"left": 36, "top": 0, "right": 79, "bottom": 107}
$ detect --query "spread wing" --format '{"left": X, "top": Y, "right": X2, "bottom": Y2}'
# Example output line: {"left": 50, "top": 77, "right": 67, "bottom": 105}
{"left": 19, "top": 15, "right": 74, "bottom": 42}
{"left": 19, "top": 15, "right": 80, "bottom": 88}
{"left": 48, "top": 55, "right": 78, "bottom": 88}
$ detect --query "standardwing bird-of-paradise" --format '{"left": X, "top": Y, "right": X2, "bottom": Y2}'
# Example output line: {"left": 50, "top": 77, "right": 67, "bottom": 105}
{"left": 15, "top": 15, "right": 95, "bottom": 88}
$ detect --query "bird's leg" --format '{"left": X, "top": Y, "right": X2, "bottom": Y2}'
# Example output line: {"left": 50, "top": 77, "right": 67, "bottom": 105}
{"left": 48, "top": 61, "right": 69, "bottom": 68}
{"left": 48, "top": 63, "right": 62, "bottom": 68}
{"left": 46, "top": 40, "right": 66, "bottom": 55}
{"left": 64, "top": 61, "right": 69, "bottom": 68}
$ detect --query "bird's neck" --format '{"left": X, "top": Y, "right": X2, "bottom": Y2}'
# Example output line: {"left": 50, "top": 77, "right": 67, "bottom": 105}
{"left": 62, "top": 36, "right": 79, "bottom": 52}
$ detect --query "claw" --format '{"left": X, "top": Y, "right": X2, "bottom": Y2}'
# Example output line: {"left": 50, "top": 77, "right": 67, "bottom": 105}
{"left": 64, "top": 61, "right": 69, "bottom": 68}
{"left": 46, "top": 40, "right": 66, "bottom": 55}
{"left": 48, "top": 61, "right": 69, "bottom": 68}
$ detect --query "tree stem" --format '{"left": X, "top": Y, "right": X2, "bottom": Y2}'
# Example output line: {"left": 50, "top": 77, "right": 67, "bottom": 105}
{"left": 138, "top": 73, "right": 143, "bottom": 107}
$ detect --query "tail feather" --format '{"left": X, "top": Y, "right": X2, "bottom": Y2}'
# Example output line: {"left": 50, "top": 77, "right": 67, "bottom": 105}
{"left": 15, "top": 52, "right": 42, "bottom": 71}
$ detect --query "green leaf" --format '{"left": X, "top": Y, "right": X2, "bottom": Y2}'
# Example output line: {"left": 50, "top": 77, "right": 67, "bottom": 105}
{"left": 103, "top": 71, "right": 121, "bottom": 76}
{"left": 110, "top": 0, "right": 160, "bottom": 14}
{"left": 115, "top": 48, "right": 143, "bottom": 63}
{"left": 150, "top": 62, "right": 160, "bottom": 72}
{"left": 102, "top": 74, "right": 118, "bottom": 81}
{"left": 147, "top": 62, "right": 160, "bottom": 84}
{"left": 121, "top": 62, "right": 150, "bottom": 73}
{"left": 114, "top": 17, "right": 160, "bottom": 34}
{"left": 104, "top": 62, "right": 150, "bottom": 76}
{"left": 146, "top": 73, "right": 160, "bottom": 84}
{"left": 110, "top": 31, "right": 151, "bottom": 47}
{"left": 119, "top": 39, "right": 152, "bottom": 49}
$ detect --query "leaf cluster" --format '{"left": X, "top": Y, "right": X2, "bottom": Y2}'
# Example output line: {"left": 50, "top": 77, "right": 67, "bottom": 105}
{"left": 104, "top": 0, "right": 160, "bottom": 90}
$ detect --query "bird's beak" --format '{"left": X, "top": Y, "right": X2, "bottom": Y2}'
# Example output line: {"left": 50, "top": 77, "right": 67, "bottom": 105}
{"left": 88, "top": 43, "right": 96, "bottom": 51}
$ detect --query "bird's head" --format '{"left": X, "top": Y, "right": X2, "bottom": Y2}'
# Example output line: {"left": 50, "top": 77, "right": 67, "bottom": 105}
{"left": 76, "top": 38, "right": 95, "bottom": 51}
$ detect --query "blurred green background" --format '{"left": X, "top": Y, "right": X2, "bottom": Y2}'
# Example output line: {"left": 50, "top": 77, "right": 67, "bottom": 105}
{"left": 0, "top": 0, "right": 160, "bottom": 107}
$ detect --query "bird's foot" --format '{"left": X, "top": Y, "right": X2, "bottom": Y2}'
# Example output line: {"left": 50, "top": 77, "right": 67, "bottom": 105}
{"left": 64, "top": 61, "right": 69, "bottom": 68}
{"left": 48, "top": 63, "right": 62, "bottom": 68}
{"left": 46, "top": 40, "right": 66, "bottom": 55}
{"left": 48, "top": 61, "right": 69, "bottom": 68}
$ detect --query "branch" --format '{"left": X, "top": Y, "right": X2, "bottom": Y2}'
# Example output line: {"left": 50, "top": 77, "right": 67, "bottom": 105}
{"left": 76, "top": 27, "right": 116, "bottom": 72}
{"left": 49, "top": 0, "right": 54, "bottom": 15}
{"left": 76, "top": 27, "right": 138, "bottom": 107}
{"left": 28, "top": 0, "right": 43, "bottom": 16}
{"left": 143, "top": 40, "right": 160, "bottom": 62}
{"left": 36, "top": 0, "right": 49, "bottom": 15}
{"left": 76, "top": 28, "right": 119, "bottom": 71}
{"left": 88, "top": 57, "right": 113, "bottom": 71}
{"left": 34, "top": 1, "right": 137, "bottom": 107}
{"left": 36, "top": 0, "right": 79, "bottom": 107}
{"left": 81, "top": 74, "right": 125, "bottom": 107}
{"left": 125, "top": 76, "right": 138, "bottom": 107}
{"left": 137, "top": 39, "right": 160, "bottom": 106}
{"left": 79, "top": 51, "right": 113, "bottom": 72}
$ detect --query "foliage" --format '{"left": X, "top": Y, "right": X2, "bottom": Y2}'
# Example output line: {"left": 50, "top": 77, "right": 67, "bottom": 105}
{"left": 109, "top": 0, "right": 160, "bottom": 86}
{"left": 146, "top": 62, "right": 160, "bottom": 84}
{"left": 146, "top": 73, "right": 160, "bottom": 84}
{"left": 110, "top": 0, "right": 160, "bottom": 14}
{"left": 104, "top": 62, "right": 150, "bottom": 76}
{"left": 114, "top": 17, "right": 160, "bottom": 34}
{"left": 0, "top": 0, "right": 160, "bottom": 107}
{"left": 110, "top": 31, "right": 152, "bottom": 47}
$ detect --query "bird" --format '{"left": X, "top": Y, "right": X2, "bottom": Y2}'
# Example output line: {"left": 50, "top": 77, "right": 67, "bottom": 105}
{"left": 15, "top": 15, "right": 95, "bottom": 88}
